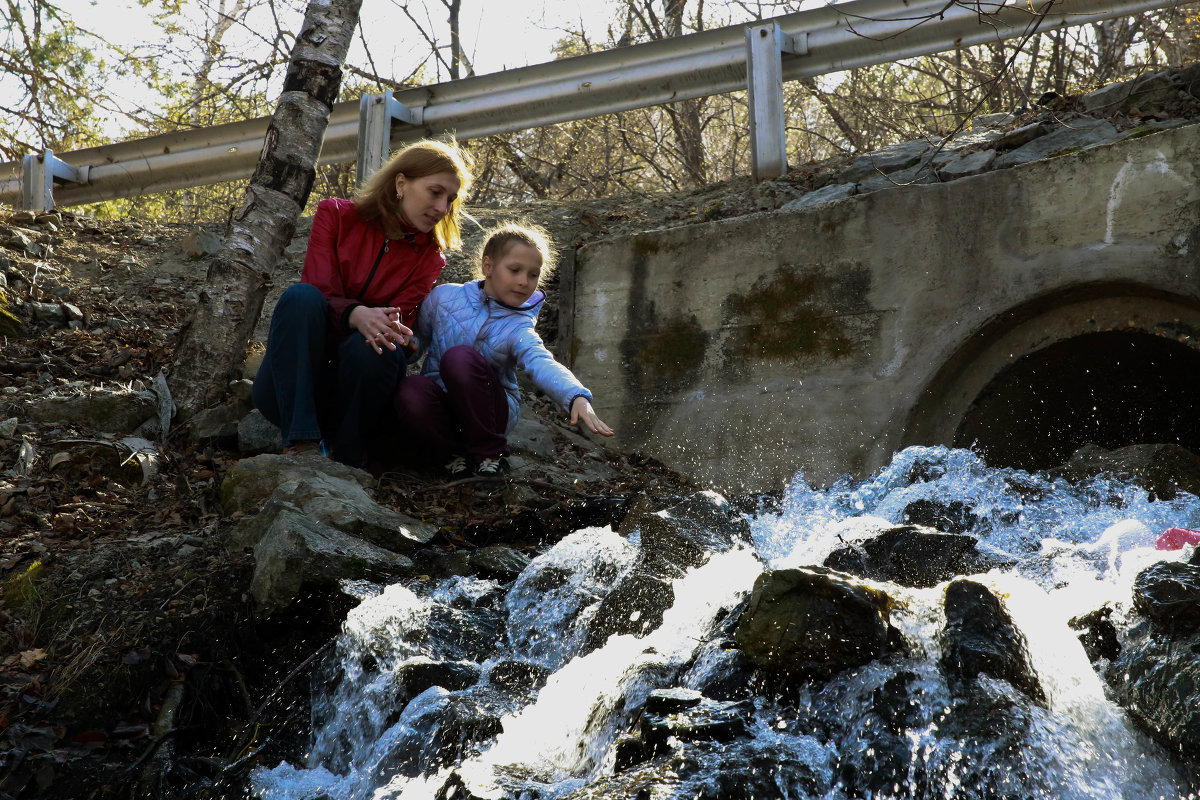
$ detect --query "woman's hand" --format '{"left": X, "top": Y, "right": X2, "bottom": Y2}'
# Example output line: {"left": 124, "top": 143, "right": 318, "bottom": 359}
{"left": 570, "top": 396, "right": 614, "bottom": 437}
{"left": 349, "top": 305, "right": 412, "bottom": 355}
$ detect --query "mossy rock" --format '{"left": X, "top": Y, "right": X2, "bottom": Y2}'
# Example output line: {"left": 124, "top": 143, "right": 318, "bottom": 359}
{"left": 0, "top": 289, "right": 24, "bottom": 337}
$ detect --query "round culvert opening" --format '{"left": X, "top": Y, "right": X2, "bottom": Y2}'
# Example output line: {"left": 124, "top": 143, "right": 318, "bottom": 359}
{"left": 954, "top": 330, "right": 1200, "bottom": 472}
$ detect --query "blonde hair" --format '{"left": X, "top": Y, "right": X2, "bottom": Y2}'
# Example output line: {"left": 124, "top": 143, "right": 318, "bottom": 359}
{"left": 474, "top": 221, "right": 558, "bottom": 279}
{"left": 354, "top": 138, "right": 474, "bottom": 250}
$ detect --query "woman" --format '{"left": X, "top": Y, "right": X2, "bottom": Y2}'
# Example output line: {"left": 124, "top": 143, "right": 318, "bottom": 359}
{"left": 252, "top": 138, "right": 474, "bottom": 466}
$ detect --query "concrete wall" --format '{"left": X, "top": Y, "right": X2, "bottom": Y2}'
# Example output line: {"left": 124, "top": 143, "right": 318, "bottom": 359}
{"left": 568, "top": 123, "right": 1200, "bottom": 493}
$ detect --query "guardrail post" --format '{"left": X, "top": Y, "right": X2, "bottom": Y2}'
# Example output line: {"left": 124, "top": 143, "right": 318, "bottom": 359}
{"left": 746, "top": 22, "right": 806, "bottom": 181}
{"left": 21, "top": 149, "right": 89, "bottom": 211}
{"left": 355, "top": 89, "right": 426, "bottom": 185}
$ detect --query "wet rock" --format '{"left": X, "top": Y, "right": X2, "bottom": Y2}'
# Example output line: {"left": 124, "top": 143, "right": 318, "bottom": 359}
{"left": 1051, "top": 442, "right": 1200, "bottom": 501}
{"left": 422, "top": 685, "right": 515, "bottom": 773}
{"left": 940, "top": 579, "right": 1045, "bottom": 704}
{"left": 1108, "top": 625, "right": 1200, "bottom": 761}
{"left": 644, "top": 687, "right": 703, "bottom": 714}
{"left": 900, "top": 499, "right": 977, "bottom": 533}
{"left": 1132, "top": 560, "right": 1200, "bottom": 633}
{"left": 467, "top": 545, "right": 531, "bottom": 580}
{"left": 584, "top": 570, "right": 675, "bottom": 651}
{"left": 426, "top": 604, "right": 506, "bottom": 663}
{"left": 634, "top": 491, "right": 752, "bottom": 577}
{"left": 735, "top": 566, "right": 897, "bottom": 678}
{"left": 994, "top": 117, "right": 1119, "bottom": 169}
{"left": 1067, "top": 605, "right": 1121, "bottom": 662}
{"left": 928, "top": 688, "right": 1057, "bottom": 800}
{"left": 641, "top": 696, "right": 753, "bottom": 750}
{"left": 613, "top": 731, "right": 652, "bottom": 772}
{"left": 393, "top": 658, "right": 481, "bottom": 697}
{"left": 576, "top": 736, "right": 829, "bottom": 800}
{"left": 23, "top": 385, "right": 157, "bottom": 434}
{"left": 486, "top": 659, "right": 550, "bottom": 695}
{"left": 824, "top": 525, "right": 997, "bottom": 588}
{"left": 583, "top": 491, "right": 750, "bottom": 653}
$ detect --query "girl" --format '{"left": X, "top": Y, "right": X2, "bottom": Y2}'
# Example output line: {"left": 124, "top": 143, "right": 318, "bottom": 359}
{"left": 396, "top": 222, "right": 613, "bottom": 477}
{"left": 252, "top": 138, "right": 474, "bottom": 467}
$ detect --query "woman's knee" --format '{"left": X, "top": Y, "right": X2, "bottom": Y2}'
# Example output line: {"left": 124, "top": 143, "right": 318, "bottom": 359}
{"left": 339, "top": 338, "right": 404, "bottom": 384}
{"left": 275, "top": 283, "right": 327, "bottom": 317}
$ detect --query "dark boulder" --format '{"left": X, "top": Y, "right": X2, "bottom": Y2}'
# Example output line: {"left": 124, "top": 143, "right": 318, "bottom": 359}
{"left": 824, "top": 525, "right": 1001, "bottom": 588}
{"left": 901, "top": 499, "right": 978, "bottom": 534}
{"left": 1050, "top": 442, "right": 1200, "bottom": 500}
{"left": 941, "top": 579, "right": 1045, "bottom": 704}
{"left": 392, "top": 658, "right": 481, "bottom": 698}
{"left": 583, "top": 491, "right": 751, "bottom": 654}
{"left": 486, "top": 659, "right": 550, "bottom": 696}
{"left": 734, "top": 566, "right": 898, "bottom": 679}
{"left": 583, "top": 571, "right": 676, "bottom": 652}
{"left": 1067, "top": 605, "right": 1122, "bottom": 662}
{"left": 1108, "top": 625, "right": 1200, "bottom": 763}
{"left": 1132, "top": 560, "right": 1200, "bottom": 633}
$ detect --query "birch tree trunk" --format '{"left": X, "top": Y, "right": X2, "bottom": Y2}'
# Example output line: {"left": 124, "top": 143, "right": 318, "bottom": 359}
{"left": 169, "top": 0, "right": 363, "bottom": 418}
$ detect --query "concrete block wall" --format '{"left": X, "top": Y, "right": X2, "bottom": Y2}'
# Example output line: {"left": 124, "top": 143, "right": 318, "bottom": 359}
{"left": 569, "top": 123, "right": 1200, "bottom": 493}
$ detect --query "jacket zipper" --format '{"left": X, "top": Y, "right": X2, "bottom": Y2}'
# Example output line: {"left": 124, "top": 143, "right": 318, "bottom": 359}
{"left": 358, "top": 239, "right": 389, "bottom": 300}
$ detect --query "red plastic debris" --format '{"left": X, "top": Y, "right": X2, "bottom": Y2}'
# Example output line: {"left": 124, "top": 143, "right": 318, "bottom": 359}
{"left": 1155, "top": 527, "right": 1200, "bottom": 550}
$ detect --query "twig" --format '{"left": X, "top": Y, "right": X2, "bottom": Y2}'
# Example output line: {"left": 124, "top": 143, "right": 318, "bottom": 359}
{"left": 227, "top": 636, "right": 336, "bottom": 759}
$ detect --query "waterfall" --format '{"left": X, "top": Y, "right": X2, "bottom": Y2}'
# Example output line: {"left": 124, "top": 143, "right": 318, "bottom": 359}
{"left": 253, "top": 446, "right": 1199, "bottom": 800}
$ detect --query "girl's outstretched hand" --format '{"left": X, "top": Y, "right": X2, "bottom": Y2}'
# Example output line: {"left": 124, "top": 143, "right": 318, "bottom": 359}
{"left": 570, "top": 396, "right": 614, "bottom": 437}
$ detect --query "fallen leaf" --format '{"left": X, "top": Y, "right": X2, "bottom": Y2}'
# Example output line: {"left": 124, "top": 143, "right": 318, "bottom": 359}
{"left": 19, "top": 649, "right": 47, "bottom": 669}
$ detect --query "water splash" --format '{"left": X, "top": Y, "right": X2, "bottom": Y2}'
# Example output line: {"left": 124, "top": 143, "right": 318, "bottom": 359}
{"left": 254, "top": 446, "right": 1199, "bottom": 800}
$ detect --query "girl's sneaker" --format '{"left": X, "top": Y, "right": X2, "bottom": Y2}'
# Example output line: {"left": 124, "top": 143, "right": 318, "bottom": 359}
{"left": 474, "top": 456, "right": 510, "bottom": 476}
{"left": 444, "top": 455, "right": 469, "bottom": 479}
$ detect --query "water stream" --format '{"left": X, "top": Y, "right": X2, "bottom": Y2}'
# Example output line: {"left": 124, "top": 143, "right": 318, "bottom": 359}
{"left": 253, "top": 446, "right": 1199, "bottom": 800}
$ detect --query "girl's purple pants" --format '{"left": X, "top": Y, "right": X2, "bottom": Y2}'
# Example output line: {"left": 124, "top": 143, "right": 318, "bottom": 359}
{"left": 394, "top": 345, "right": 509, "bottom": 462}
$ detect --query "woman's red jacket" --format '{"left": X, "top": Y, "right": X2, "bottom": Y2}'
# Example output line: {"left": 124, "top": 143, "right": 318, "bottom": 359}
{"left": 300, "top": 197, "right": 446, "bottom": 335}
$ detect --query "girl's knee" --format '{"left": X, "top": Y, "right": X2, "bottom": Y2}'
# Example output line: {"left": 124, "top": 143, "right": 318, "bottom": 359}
{"left": 441, "top": 345, "right": 487, "bottom": 381}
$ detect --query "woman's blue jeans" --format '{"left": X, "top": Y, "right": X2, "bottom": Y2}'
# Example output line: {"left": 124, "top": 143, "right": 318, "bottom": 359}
{"left": 252, "top": 283, "right": 406, "bottom": 466}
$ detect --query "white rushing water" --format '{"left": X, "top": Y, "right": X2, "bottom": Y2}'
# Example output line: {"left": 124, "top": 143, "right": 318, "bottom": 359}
{"left": 253, "top": 446, "right": 1200, "bottom": 800}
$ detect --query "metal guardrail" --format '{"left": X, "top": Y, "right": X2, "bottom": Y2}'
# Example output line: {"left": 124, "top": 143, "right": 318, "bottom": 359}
{"left": 0, "top": 0, "right": 1184, "bottom": 210}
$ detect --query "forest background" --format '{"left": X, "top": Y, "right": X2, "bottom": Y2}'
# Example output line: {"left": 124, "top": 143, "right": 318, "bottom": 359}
{"left": 5, "top": 0, "right": 1200, "bottom": 223}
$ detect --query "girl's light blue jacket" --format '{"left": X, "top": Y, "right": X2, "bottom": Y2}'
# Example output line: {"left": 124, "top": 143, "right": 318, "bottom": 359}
{"left": 413, "top": 280, "right": 592, "bottom": 433}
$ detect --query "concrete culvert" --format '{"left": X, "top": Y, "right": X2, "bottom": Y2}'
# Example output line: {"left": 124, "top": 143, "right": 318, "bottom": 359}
{"left": 955, "top": 331, "right": 1200, "bottom": 472}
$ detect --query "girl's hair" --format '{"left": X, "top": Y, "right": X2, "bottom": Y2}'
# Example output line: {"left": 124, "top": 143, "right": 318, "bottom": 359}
{"left": 353, "top": 138, "right": 474, "bottom": 250}
{"left": 475, "top": 221, "right": 559, "bottom": 279}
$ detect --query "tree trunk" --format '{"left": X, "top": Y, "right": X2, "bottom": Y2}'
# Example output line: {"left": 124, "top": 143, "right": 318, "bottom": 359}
{"left": 662, "top": 0, "right": 707, "bottom": 185}
{"left": 169, "top": 0, "right": 362, "bottom": 418}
